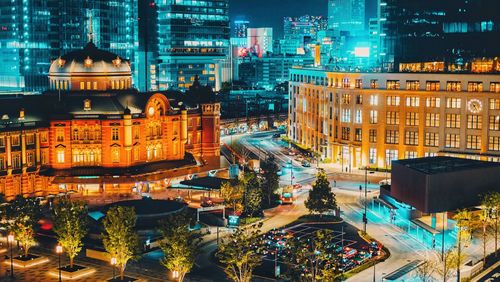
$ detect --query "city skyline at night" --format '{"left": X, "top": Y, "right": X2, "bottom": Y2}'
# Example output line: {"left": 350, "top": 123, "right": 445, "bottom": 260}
{"left": 0, "top": 1, "right": 499, "bottom": 281}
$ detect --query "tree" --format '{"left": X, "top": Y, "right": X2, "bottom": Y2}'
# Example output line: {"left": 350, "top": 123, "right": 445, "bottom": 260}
{"left": 261, "top": 156, "right": 280, "bottom": 207}
{"left": 481, "top": 192, "right": 500, "bottom": 257}
{"left": 158, "top": 212, "right": 202, "bottom": 282}
{"left": 453, "top": 209, "right": 475, "bottom": 281}
{"left": 305, "top": 170, "right": 337, "bottom": 217}
{"left": 414, "top": 258, "right": 437, "bottom": 282}
{"left": 242, "top": 173, "right": 262, "bottom": 216}
{"left": 285, "top": 230, "right": 340, "bottom": 282}
{"left": 102, "top": 206, "right": 140, "bottom": 280}
{"left": 474, "top": 209, "right": 494, "bottom": 268}
{"left": 6, "top": 196, "right": 41, "bottom": 257}
{"left": 52, "top": 199, "right": 88, "bottom": 268}
{"left": 217, "top": 224, "right": 263, "bottom": 282}
{"left": 436, "top": 248, "right": 460, "bottom": 282}
{"left": 220, "top": 182, "right": 244, "bottom": 214}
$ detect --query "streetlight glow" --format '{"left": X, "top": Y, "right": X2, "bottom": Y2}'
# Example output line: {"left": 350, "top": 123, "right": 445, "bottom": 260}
{"left": 56, "top": 244, "right": 63, "bottom": 254}
{"left": 7, "top": 234, "right": 14, "bottom": 243}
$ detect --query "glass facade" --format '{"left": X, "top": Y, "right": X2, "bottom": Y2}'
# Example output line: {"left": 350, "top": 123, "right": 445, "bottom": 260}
{"left": 156, "top": 0, "right": 229, "bottom": 90}
{"left": 0, "top": 0, "right": 137, "bottom": 91}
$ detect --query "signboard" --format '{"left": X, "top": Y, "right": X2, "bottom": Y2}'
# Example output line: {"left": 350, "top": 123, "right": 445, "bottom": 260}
{"left": 197, "top": 205, "right": 225, "bottom": 212}
{"left": 228, "top": 215, "right": 240, "bottom": 227}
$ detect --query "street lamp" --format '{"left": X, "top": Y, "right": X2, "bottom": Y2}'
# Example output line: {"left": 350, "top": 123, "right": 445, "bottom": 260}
{"left": 363, "top": 166, "right": 374, "bottom": 234}
{"left": 56, "top": 243, "right": 63, "bottom": 282}
{"left": 111, "top": 257, "right": 117, "bottom": 280}
{"left": 7, "top": 234, "right": 14, "bottom": 278}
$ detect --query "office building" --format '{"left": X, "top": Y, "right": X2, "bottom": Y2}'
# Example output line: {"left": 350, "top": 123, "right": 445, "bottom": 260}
{"left": 0, "top": 40, "right": 221, "bottom": 200}
{"left": 233, "top": 20, "right": 250, "bottom": 38}
{"left": 0, "top": 0, "right": 137, "bottom": 92}
{"left": 289, "top": 67, "right": 500, "bottom": 171}
{"left": 239, "top": 55, "right": 313, "bottom": 88}
{"left": 380, "top": 0, "right": 500, "bottom": 72}
{"left": 156, "top": 0, "right": 230, "bottom": 90}
{"left": 328, "top": 0, "right": 366, "bottom": 35}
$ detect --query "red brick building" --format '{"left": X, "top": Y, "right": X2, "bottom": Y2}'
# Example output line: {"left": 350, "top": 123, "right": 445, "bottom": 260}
{"left": 0, "top": 42, "right": 220, "bottom": 199}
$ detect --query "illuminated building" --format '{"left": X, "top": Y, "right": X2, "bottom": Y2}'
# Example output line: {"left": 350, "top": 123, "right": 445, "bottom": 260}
{"left": 0, "top": 0, "right": 137, "bottom": 92}
{"left": 0, "top": 40, "right": 221, "bottom": 200}
{"left": 283, "top": 15, "right": 327, "bottom": 50}
{"left": 239, "top": 55, "right": 314, "bottom": 89}
{"left": 233, "top": 20, "right": 250, "bottom": 38}
{"left": 289, "top": 67, "right": 500, "bottom": 171}
{"left": 328, "top": 0, "right": 365, "bottom": 35}
{"left": 380, "top": 0, "right": 500, "bottom": 72}
{"left": 156, "top": 0, "right": 230, "bottom": 90}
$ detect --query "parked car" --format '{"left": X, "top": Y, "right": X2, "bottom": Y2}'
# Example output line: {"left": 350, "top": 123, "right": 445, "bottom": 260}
{"left": 302, "top": 161, "right": 311, "bottom": 167}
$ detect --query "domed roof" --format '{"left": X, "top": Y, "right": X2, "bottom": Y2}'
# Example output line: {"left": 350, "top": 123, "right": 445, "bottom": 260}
{"left": 49, "top": 42, "right": 131, "bottom": 76}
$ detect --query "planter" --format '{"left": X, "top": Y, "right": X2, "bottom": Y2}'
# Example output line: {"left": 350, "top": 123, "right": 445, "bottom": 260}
{"left": 8, "top": 254, "right": 49, "bottom": 268}
{"left": 49, "top": 264, "right": 96, "bottom": 280}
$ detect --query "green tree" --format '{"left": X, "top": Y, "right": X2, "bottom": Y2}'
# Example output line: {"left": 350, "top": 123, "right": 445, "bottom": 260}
{"left": 102, "top": 206, "right": 140, "bottom": 280}
{"left": 285, "top": 230, "right": 339, "bottom": 282}
{"left": 6, "top": 196, "right": 41, "bottom": 257}
{"left": 305, "top": 170, "right": 337, "bottom": 217}
{"left": 481, "top": 191, "right": 500, "bottom": 257}
{"left": 261, "top": 156, "right": 280, "bottom": 207}
{"left": 436, "top": 248, "right": 459, "bottom": 282}
{"left": 220, "top": 182, "right": 244, "bottom": 214}
{"left": 453, "top": 209, "right": 475, "bottom": 281}
{"left": 52, "top": 199, "right": 88, "bottom": 268}
{"left": 158, "top": 212, "right": 202, "bottom": 282}
{"left": 242, "top": 173, "right": 262, "bottom": 216}
{"left": 217, "top": 224, "right": 263, "bottom": 282}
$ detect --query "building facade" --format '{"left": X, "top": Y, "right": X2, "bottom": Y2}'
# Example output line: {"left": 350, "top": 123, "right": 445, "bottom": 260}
{"left": 156, "top": 0, "right": 230, "bottom": 90}
{"left": 328, "top": 0, "right": 365, "bottom": 35}
{"left": 0, "top": 0, "right": 137, "bottom": 91}
{"left": 0, "top": 41, "right": 221, "bottom": 200}
{"left": 289, "top": 67, "right": 500, "bottom": 171}
{"left": 380, "top": 0, "right": 500, "bottom": 72}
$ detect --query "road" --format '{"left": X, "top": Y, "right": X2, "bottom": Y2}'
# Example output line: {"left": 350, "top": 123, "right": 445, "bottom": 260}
{"left": 230, "top": 131, "right": 441, "bottom": 281}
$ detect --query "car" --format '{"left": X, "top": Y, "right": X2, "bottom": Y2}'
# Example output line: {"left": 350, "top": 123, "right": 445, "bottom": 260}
{"left": 277, "top": 170, "right": 284, "bottom": 176}
{"left": 302, "top": 161, "right": 311, "bottom": 167}
{"left": 379, "top": 179, "right": 391, "bottom": 186}
{"left": 272, "top": 133, "right": 282, "bottom": 139}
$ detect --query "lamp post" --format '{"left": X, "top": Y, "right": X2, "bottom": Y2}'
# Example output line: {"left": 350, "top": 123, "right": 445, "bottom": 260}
{"left": 56, "top": 243, "right": 63, "bottom": 282}
{"left": 111, "top": 257, "right": 117, "bottom": 280}
{"left": 7, "top": 234, "right": 14, "bottom": 278}
{"left": 363, "top": 166, "right": 374, "bottom": 234}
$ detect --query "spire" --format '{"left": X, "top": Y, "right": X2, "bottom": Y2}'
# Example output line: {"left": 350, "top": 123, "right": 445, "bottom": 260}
{"left": 88, "top": 11, "right": 94, "bottom": 43}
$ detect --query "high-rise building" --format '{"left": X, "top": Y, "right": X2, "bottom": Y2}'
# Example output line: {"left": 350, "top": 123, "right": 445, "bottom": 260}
{"left": 283, "top": 15, "right": 327, "bottom": 54}
{"left": 137, "top": 0, "right": 159, "bottom": 91}
{"left": 233, "top": 20, "right": 250, "bottom": 38}
{"left": 156, "top": 0, "right": 230, "bottom": 90}
{"left": 380, "top": 0, "right": 500, "bottom": 72}
{"left": 328, "top": 0, "right": 366, "bottom": 35}
{"left": 0, "top": 0, "right": 137, "bottom": 92}
{"left": 247, "top": 28, "right": 273, "bottom": 57}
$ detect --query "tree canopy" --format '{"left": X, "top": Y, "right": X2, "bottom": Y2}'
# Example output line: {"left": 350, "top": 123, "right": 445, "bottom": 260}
{"left": 52, "top": 199, "right": 88, "bottom": 267}
{"left": 305, "top": 170, "right": 337, "bottom": 216}
{"left": 102, "top": 206, "right": 140, "bottom": 280}
{"left": 158, "top": 211, "right": 202, "bottom": 282}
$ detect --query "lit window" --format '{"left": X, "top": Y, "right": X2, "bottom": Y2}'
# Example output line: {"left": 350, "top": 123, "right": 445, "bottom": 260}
{"left": 57, "top": 150, "right": 65, "bottom": 163}
{"left": 425, "top": 132, "right": 439, "bottom": 147}
{"left": 445, "top": 134, "right": 460, "bottom": 148}
{"left": 385, "top": 130, "right": 399, "bottom": 144}
{"left": 425, "top": 113, "right": 440, "bottom": 127}
{"left": 467, "top": 135, "right": 481, "bottom": 150}
{"left": 404, "top": 131, "right": 418, "bottom": 145}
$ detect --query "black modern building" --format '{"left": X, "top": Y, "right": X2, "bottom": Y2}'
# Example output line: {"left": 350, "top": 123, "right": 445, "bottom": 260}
{"left": 380, "top": 0, "right": 500, "bottom": 72}
{"left": 388, "top": 157, "right": 500, "bottom": 213}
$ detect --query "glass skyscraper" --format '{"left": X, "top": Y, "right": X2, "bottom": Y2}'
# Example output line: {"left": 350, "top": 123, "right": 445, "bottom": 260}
{"left": 156, "top": 0, "right": 229, "bottom": 90}
{"left": 0, "top": 0, "right": 137, "bottom": 91}
{"left": 380, "top": 0, "right": 500, "bottom": 72}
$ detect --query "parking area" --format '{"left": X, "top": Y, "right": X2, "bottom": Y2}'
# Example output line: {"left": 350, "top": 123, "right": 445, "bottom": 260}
{"left": 255, "top": 222, "right": 379, "bottom": 277}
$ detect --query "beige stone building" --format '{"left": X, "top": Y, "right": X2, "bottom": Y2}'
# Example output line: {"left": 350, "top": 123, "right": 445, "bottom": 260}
{"left": 289, "top": 67, "right": 500, "bottom": 170}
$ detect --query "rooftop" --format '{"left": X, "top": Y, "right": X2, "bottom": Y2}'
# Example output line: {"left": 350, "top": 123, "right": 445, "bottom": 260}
{"left": 394, "top": 156, "right": 500, "bottom": 175}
